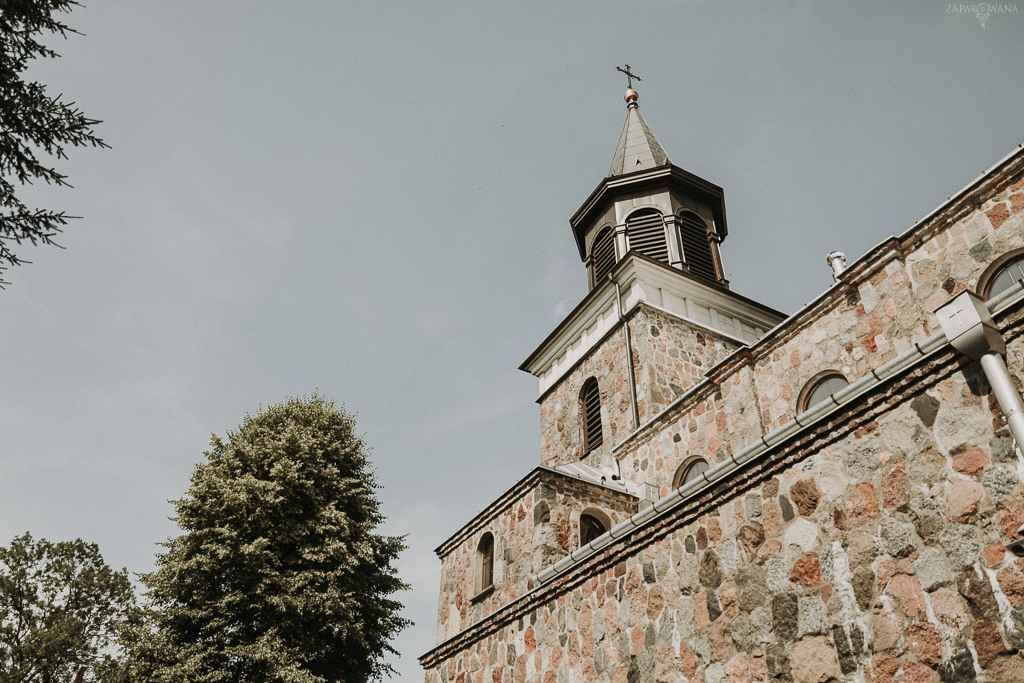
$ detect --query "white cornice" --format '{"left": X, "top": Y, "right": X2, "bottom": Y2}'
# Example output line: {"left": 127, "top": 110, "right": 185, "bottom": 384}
{"left": 521, "top": 256, "right": 786, "bottom": 397}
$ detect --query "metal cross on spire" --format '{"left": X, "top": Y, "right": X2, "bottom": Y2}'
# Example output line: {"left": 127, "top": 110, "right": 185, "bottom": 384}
{"left": 616, "top": 64, "right": 642, "bottom": 89}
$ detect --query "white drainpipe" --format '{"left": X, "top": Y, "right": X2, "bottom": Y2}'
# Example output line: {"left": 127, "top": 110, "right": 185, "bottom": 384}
{"left": 935, "top": 290, "right": 1024, "bottom": 448}
{"left": 935, "top": 289, "right": 1024, "bottom": 555}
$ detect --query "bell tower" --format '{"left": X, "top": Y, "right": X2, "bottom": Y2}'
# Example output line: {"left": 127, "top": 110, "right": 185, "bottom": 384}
{"left": 521, "top": 76, "right": 784, "bottom": 467}
{"left": 572, "top": 84, "right": 729, "bottom": 291}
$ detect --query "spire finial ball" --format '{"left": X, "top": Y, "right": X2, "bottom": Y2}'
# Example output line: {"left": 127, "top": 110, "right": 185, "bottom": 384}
{"left": 624, "top": 88, "right": 638, "bottom": 105}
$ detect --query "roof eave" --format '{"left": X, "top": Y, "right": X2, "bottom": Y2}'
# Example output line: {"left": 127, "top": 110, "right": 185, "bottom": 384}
{"left": 569, "top": 164, "right": 729, "bottom": 260}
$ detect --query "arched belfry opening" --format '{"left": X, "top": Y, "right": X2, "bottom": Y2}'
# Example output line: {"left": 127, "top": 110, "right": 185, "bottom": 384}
{"left": 590, "top": 227, "right": 617, "bottom": 287}
{"left": 626, "top": 209, "right": 669, "bottom": 262}
{"left": 677, "top": 210, "right": 721, "bottom": 283}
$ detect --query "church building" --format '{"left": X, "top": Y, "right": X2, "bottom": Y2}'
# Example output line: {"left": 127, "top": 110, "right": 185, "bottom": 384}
{"left": 420, "top": 81, "right": 1024, "bottom": 682}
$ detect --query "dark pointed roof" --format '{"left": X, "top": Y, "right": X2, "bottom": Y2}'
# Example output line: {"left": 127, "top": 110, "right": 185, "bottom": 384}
{"left": 608, "top": 89, "right": 671, "bottom": 177}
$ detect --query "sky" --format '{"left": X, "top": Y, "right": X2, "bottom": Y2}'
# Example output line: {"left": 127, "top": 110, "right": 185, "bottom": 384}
{"left": 1, "top": 1, "right": 1022, "bottom": 680}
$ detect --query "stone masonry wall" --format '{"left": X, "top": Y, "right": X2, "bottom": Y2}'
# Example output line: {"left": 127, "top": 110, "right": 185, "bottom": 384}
{"left": 538, "top": 306, "right": 741, "bottom": 469}
{"left": 749, "top": 170, "right": 1024, "bottom": 432}
{"left": 632, "top": 306, "right": 743, "bottom": 421}
{"left": 538, "top": 327, "right": 631, "bottom": 468}
{"left": 434, "top": 472, "right": 639, "bottom": 644}
{"left": 611, "top": 166, "right": 1024, "bottom": 499}
{"left": 424, "top": 310, "right": 1024, "bottom": 681}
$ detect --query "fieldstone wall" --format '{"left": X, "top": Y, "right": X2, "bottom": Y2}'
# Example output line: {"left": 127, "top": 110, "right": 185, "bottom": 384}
{"left": 611, "top": 166, "right": 1024, "bottom": 499}
{"left": 424, "top": 311, "right": 1024, "bottom": 680}
{"left": 434, "top": 471, "right": 639, "bottom": 643}
{"left": 538, "top": 306, "right": 741, "bottom": 469}
{"left": 632, "top": 306, "right": 742, "bottom": 420}
{"left": 749, "top": 170, "right": 1024, "bottom": 432}
{"left": 538, "top": 325, "right": 632, "bottom": 468}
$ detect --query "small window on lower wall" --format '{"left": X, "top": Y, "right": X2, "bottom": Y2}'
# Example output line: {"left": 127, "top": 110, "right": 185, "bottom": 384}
{"left": 673, "top": 458, "right": 709, "bottom": 488}
{"left": 799, "top": 372, "right": 850, "bottom": 412}
{"left": 475, "top": 532, "right": 494, "bottom": 595}
{"left": 579, "top": 508, "right": 612, "bottom": 547}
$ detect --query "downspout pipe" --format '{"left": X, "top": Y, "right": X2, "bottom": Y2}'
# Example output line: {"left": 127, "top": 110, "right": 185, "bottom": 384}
{"left": 609, "top": 273, "right": 641, "bottom": 432}
{"left": 935, "top": 290, "right": 1024, "bottom": 448}
{"left": 935, "top": 289, "right": 1024, "bottom": 556}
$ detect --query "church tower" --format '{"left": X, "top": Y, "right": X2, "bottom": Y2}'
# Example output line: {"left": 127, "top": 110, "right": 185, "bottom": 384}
{"left": 521, "top": 83, "right": 785, "bottom": 476}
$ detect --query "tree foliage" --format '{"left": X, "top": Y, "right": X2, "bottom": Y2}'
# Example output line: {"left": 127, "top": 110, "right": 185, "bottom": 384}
{"left": 0, "top": 533, "right": 137, "bottom": 682}
{"left": 131, "top": 395, "right": 410, "bottom": 683}
{"left": 0, "top": 0, "right": 108, "bottom": 285}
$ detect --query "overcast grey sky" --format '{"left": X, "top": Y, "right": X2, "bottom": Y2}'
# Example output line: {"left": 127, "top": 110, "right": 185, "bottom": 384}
{"left": 1, "top": 1, "right": 1022, "bottom": 679}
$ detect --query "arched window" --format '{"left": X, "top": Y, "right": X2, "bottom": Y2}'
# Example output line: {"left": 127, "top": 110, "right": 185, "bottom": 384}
{"left": 581, "top": 378, "right": 603, "bottom": 453}
{"left": 677, "top": 211, "right": 718, "bottom": 282}
{"left": 981, "top": 251, "right": 1024, "bottom": 300}
{"left": 626, "top": 209, "right": 668, "bottom": 263}
{"left": 579, "top": 508, "right": 612, "bottom": 546}
{"left": 799, "top": 372, "right": 850, "bottom": 411}
{"left": 533, "top": 500, "right": 551, "bottom": 524}
{"left": 672, "top": 458, "right": 709, "bottom": 488}
{"left": 591, "top": 227, "right": 617, "bottom": 284}
{"left": 475, "top": 532, "right": 494, "bottom": 594}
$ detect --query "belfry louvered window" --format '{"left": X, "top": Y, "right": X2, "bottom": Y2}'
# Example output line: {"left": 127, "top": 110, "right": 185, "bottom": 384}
{"left": 581, "top": 377, "right": 603, "bottom": 453}
{"left": 678, "top": 211, "right": 718, "bottom": 281}
{"left": 592, "top": 228, "right": 616, "bottom": 284}
{"left": 626, "top": 209, "right": 668, "bottom": 263}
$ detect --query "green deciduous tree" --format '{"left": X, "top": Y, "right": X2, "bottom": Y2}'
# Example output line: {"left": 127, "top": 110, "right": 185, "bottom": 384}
{"left": 0, "top": 533, "right": 137, "bottom": 682}
{"left": 131, "top": 395, "right": 410, "bottom": 683}
{"left": 0, "top": 0, "right": 108, "bottom": 285}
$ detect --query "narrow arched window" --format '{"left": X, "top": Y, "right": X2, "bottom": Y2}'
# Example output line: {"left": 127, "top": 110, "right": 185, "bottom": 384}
{"left": 591, "top": 227, "right": 617, "bottom": 285}
{"left": 677, "top": 211, "right": 718, "bottom": 281}
{"left": 673, "top": 458, "right": 709, "bottom": 488}
{"left": 626, "top": 209, "right": 668, "bottom": 263}
{"left": 981, "top": 251, "right": 1024, "bottom": 300}
{"left": 581, "top": 378, "right": 603, "bottom": 453}
{"left": 476, "top": 532, "right": 494, "bottom": 593}
{"left": 579, "top": 508, "right": 612, "bottom": 547}
{"left": 799, "top": 372, "right": 850, "bottom": 411}
{"left": 533, "top": 500, "right": 550, "bottom": 525}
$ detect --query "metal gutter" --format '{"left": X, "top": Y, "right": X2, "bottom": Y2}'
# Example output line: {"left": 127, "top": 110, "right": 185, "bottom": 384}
{"left": 535, "top": 283, "right": 1024, "bottom": 586}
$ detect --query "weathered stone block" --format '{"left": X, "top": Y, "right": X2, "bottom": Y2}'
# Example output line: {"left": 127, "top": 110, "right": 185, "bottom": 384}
{"left": 910, "top": 393, "right": 940, "bottom": 427}
{"left": 843, "top": 443, "right": 879, "bottom": 480}
{"left": 981, "top": 467, "right": 1018, "bottom": 504}
{"left": 773, "top": 593, "right": 798, "bottom": 641}
{"left": 790, "top": 478, "right": 820, "bottom": 516}
{"left": 905, "top": 444, "right": 946, "bottom": 485}
{"left": 905, "top": 621, "right": 942, "bottom": 665}
{"left": 790, "top": 636, "right": 838, "bottom": 683}
{"left": 937, "top": 646, "right": 976, "bottom": 683}
{"left": 973, "top": 619, "right": 1009, "bottom": 666}
{"left": 913, "top": 545, "right": 952, "bottom": 591}
{"left": 699, "top": 550, "right": 722, "bottom": 589}
{"left": 831, "top": 622, "right": 865, "bottom": 675}
{"left": 880, "top": 518, "right": 919, "bottom": 559}
{"left": 797, "top": 595, "right": 826, "bottom": 636}
{"left": 940, "top": 524, "right": 981, "bottom": 571}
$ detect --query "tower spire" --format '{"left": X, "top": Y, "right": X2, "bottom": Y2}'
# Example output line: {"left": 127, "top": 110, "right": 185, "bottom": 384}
{"left": 608, "top": 72, "right": 671, "bottom": 177}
